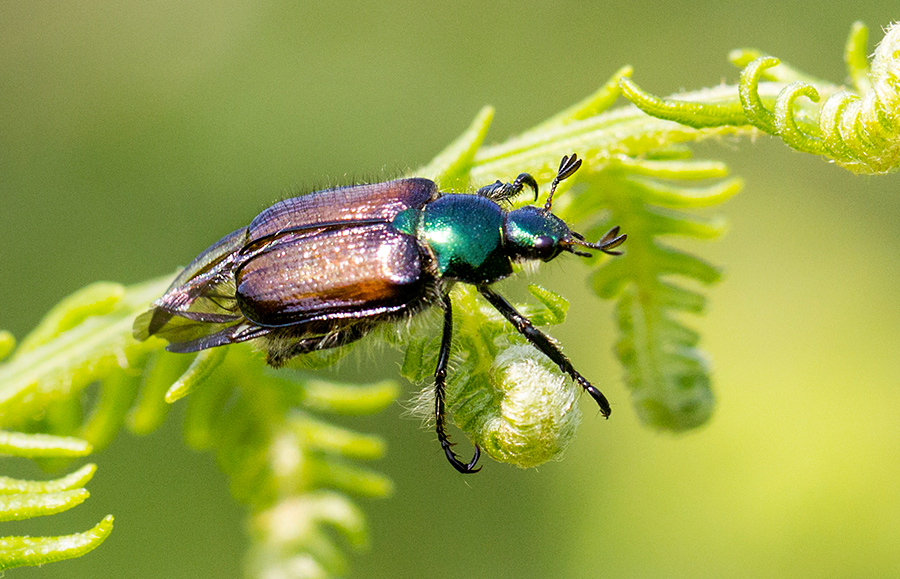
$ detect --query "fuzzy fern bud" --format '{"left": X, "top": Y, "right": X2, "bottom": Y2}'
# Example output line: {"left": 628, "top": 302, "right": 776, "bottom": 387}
{"left": 475, "top": 344, "right": 582, "bottom": 467}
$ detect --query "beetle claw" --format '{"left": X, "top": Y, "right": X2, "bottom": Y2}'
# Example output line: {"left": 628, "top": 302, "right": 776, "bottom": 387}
{"left": 584, "top": 384, "right": 612, "bottom": 418}
{"left": 441, "top": 439, "right": 482, "bottom": 474}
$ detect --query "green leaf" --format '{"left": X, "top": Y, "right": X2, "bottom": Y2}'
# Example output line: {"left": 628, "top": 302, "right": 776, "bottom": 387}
{"left": 15, "top": 282, "right": 125, "bottom": 354}
{"left": 0, "top": 331, "right": 14, "bottom": 362}
{"left": 165, "top": 347, "right": 228, "bottom": 403}
{"left": 0, "top": 431, "right": 92, "bottom": 457}
{"left": 620, "top": 77, "right": 750, "bottom": 128}
{"left": 0, "top": 463, "right": 96, "bottom": 494}
{"left": 844, "top": 21, "right": 872, "bottom": 93}
{"left": 127, "top": 350, "right": 187, "bottom": 435}
{"left": 0, "top": 514, "right": 114, "bottom": 570}
{"left": 0, "top": 488, "right": 89, "bottom": 522}
{"left": 0, "top": 278, "right": 169, "bottom": 428}
{"left": 0, "top": 432, "right": 110, "bottom": 571}
{"left": 524, "top": 284, "right": 569, "bottom": 326}
{"left": 299, "top": 379, "right": 399, "bottom": 415}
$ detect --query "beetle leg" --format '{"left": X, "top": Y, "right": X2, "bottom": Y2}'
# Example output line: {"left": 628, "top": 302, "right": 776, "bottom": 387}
{"left": 477, "top": 285, "right": 611, "bottom": 418}
{"left": 435, "top": 293, "right": 481, "bottom": 474}
{"left": 266, "top": 323, "right": 371, "bottom": 367}
{"left": 475, "top": 173, "right": 539, "bottom": 203}
{"left": 510, "top": 173, "right": 539, "bottom": 202}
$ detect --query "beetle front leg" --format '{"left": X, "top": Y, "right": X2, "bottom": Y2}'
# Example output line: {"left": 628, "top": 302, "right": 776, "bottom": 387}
{"left": 475, "top": 173, "right": 539, "bottom": 203}
{"left": 477, "top": 285, "right": 612, "bottom": 418}
{"left": 435, "top": 293, "right": 481, "bottom": 474}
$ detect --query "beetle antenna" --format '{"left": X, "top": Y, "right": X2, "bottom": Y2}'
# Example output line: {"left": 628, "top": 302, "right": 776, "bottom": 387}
{"left": 570, "top": 226, "right": 627, "bottom": 256}
{"left": 544, "top": 153, "right": 583, "bottom": 211}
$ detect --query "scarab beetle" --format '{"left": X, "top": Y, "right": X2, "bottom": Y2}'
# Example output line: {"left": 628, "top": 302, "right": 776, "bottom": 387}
{"left": 134, "top": 154, "right": 625, "bottom": 473}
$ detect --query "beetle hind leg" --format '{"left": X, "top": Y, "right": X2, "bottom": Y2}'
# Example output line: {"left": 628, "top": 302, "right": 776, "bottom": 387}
{"left": 435, "top": 294, "right": 481, "bottom": 474}
{"left": 265, "top": 322, "right": 373, "bottom": 368}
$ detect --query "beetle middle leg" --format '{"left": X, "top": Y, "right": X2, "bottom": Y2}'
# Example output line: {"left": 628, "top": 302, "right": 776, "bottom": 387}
{"left": 435, "top": 293, "right": 481, "bottom": 474}
{"left": 477, "top": 285, "right": 612, "bottom": 418}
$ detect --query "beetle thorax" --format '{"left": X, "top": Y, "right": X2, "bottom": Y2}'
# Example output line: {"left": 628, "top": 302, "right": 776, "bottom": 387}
{"left": 416, "top": 194, "right": 513, "bottom": 284}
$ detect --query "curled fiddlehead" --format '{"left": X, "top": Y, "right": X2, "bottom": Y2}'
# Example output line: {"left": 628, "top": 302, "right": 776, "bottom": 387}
{"left": 622, "top": 21, "right": 900, "bottom": 175}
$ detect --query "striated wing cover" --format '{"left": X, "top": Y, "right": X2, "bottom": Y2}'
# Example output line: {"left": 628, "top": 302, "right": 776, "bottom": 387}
{"left": 236, "top": 223, "right": 427, "bottom": 327}
{"left": 247, "top": 178, "right": 437, "bottom": 242}
{"left": 134, "top": 178, "right": 437, "bottom": 352}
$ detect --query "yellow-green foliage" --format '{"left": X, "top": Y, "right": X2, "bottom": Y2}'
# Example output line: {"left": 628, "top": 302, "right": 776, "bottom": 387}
{"left": 0, "top": 431, "right": 111, "bottom": 570}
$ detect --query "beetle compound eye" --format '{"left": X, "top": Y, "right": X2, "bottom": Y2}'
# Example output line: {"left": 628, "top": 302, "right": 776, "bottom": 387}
{"left": 532, "top": 235, "right": 557, "bottom": 260}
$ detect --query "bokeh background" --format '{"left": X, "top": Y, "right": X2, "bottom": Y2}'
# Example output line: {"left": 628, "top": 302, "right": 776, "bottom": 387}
{"left": 3, "top": 2, "right": 900, "bottom": 578}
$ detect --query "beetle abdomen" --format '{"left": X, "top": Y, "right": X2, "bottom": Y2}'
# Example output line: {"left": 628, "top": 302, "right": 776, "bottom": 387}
{"left": 236, "top": 223, "right": 428, "bottom": 327}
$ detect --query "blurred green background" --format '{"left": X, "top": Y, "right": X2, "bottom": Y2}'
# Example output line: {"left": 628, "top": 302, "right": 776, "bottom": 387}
{"left": 3, "top": 2, "right": 900, "bottom": 578}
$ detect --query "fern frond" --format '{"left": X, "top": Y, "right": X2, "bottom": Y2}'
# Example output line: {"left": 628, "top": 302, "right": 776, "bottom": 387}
{"left": 585, "top": 161, "right": 740, "bottom": 430}
{"left": 0, "top": 279, "right": 396, "bottom": 576}
{"left": 0, "top": 279, "right": 169, "bottom": 431}
{"left": 622, "top": 21, "right": 900, "bottom": 175}
{"left": 0, "top": 432, "right": 111, "bottom": 570}
{"left": 175, "top": 351, "right": 397, "bottom": 577}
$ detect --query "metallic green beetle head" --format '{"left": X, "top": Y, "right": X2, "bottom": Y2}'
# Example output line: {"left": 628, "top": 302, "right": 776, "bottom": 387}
{"left": 498, "top": 154, "right": 626, "bottom": 263}
{"left": 503, "top": 206, "right": 571, "bottom": 262}
{"left": 504, "top": 205, "right": 625, "bottom": 262}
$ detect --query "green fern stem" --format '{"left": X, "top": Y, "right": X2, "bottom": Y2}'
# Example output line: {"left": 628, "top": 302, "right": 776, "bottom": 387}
{"left": 622, "top": 21, "right": 900, "bottom": 174}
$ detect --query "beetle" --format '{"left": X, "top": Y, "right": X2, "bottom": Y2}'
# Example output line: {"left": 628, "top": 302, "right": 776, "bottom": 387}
{"left": 134, "top": 154, "right": 625, "bottom": 473}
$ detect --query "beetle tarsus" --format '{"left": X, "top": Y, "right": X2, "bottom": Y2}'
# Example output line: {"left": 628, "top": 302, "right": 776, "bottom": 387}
{"left": 584, "top": 383, "right": 612, "bottom": 418}
{"left": 435, "top": 397, "right": 482, "bottom": 473}
{"left": 511, "top": 172, "right": 539, "bottom": 202}
{"left": 476, "top": 172, "right": 539, "bottom": 203}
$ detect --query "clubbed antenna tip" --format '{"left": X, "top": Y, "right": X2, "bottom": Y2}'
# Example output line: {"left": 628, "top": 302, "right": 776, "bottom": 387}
{"left": 545, "top": 153, "right": 583, "bottom": 210}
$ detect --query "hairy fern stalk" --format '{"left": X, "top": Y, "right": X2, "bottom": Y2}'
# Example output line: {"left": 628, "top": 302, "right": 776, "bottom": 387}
{"left": 0, "top": 21, "right": 898, "bottom": 578}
